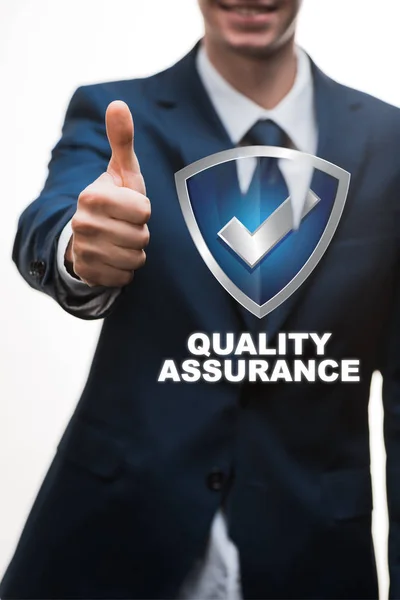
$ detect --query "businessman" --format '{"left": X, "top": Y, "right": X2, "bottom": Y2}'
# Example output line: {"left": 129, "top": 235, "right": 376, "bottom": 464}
{"left": 2, "top": 0, "right": 400, "bottom": 598}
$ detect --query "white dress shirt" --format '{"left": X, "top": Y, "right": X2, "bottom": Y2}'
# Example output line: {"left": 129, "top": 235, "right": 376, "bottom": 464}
{"left": 56, "top": 44, "right": 317, "bottom": 600}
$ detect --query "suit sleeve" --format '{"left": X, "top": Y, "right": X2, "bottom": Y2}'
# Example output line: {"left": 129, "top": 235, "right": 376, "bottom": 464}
{"left": 12, "top": 85, "right": 121, "bottom": 320}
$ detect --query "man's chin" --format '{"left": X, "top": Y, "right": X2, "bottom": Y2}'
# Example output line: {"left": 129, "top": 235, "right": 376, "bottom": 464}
{"left": 223, "top": 37, "right": 282, "bottom": 59}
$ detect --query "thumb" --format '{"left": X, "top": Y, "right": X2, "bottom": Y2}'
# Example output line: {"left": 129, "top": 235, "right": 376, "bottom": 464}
{"left": 106, "top": 100, "right": 141, "bottom": 188}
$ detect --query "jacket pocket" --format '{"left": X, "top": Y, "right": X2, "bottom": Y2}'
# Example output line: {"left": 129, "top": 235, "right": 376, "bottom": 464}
{"left": 57, "top": 417, "right": 125, "bottom": 480}
{"left": 321, "top": 467, "right": 373, "bottom": 521}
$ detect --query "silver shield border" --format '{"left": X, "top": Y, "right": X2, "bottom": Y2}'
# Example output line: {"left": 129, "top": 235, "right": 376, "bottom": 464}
{"left": 175, "top": 147, "right": 351, "bottom": 319}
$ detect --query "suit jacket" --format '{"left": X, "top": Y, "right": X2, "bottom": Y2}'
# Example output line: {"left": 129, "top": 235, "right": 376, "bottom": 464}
{"left": 2, "top": 44, "right": 400, "bottom": 600}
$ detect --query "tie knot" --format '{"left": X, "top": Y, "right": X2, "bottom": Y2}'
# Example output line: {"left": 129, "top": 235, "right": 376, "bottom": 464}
{"left": 244, "top": 119, "right": 287, "bottom": 148}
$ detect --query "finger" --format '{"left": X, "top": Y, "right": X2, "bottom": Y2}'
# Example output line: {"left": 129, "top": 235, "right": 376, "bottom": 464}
{"left": 103, "top": 247, "right": 146, "bottom": 271}
{"left": 104, "top": 186, "right": 151, "bottom": 225}
{"left": 105, "top": 100, "right": 142, "bottom": 188}
{"left": 106, "top": 222, "right": 150, "bottom": 251}
{"left": 74, "top": 250, "right": 146, "bottom": 287}
{"left": 74, "top": 215, "right": 150, "bottom": 251}
{"left": 78, "top": 182, "right": 150, "bottom": 225}
{"left": 74, "top": 239, "right": 146, "bottom": 272}
{"left": 79, "top": 264, "right": 135, "bottom": 288}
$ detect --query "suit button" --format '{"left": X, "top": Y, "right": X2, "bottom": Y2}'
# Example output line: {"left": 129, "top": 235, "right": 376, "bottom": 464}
{"left": 207, "top": 469, "right": 225, "bottom": 492}
{"left": 29, "top": 260, "right": 46, "bottom": 279}
{"left": 36, "top": 260, "right": 46, "bottom": 277}
{"left": 29, "top": 260, "right": 37, "bottom": 276}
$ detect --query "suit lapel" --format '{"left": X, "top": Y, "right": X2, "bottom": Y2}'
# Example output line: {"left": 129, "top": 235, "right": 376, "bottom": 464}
{"left": 148, "top": 44, "right": 233, "bottom": 162}
{"left": 146, "top": 45, "right": 254, "bottom": 331}
{"left": 147, "top": 48, "right": 371, "bottom": 337}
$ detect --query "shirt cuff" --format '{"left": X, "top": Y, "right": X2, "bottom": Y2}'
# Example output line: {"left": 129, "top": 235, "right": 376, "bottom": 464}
{"left": 57, "top": 219, "right": 91, "bottom": 293}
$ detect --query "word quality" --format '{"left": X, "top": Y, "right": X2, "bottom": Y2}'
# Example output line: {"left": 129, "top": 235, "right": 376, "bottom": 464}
{"left": 158, "top": 332, "right": 360, "bottom": 384}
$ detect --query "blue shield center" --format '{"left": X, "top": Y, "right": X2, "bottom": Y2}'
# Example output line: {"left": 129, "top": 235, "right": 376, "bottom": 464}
{"left": 186, "top": 158, "right": 338, "bottom": 306}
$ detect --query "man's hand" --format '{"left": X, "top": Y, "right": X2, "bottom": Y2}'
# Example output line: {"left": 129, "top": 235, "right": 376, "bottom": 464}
{"left": 65, "top": 100, "right": 150, "bottom": 287}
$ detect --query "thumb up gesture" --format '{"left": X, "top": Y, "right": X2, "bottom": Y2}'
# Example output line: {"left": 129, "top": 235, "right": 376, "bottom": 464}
{"left": 66, "top": 101, "right": 151, "bottom": 287}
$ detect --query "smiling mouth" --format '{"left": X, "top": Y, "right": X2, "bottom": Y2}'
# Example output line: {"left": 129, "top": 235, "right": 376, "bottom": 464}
{"left": 216, "top": 1, "right": 279, "bottom": 15}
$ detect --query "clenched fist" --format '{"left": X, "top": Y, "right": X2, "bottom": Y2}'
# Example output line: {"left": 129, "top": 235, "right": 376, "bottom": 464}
{"left": 65, "top": 100, "right": 151, "bottom": 287}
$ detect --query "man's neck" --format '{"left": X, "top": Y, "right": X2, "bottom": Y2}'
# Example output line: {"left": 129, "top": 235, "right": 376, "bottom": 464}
{"left": 203, "top": 38, "right": 297, "bottom": 110}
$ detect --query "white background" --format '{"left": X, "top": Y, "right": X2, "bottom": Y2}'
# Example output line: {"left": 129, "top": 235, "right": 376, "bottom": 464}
{"left": 1, "top": 0, "right": 399, "bottom": 596}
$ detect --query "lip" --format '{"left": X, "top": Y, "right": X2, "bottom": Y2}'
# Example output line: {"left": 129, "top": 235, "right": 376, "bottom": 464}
{"left": 215, "top": 1, "right": 280, "bottom": 21}
{"left": 216, "top": 0, "right": 280, "bottom": 11}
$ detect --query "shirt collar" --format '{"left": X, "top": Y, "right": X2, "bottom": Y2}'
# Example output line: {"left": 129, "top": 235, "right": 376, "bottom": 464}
{"left": 196, "top": 44, "right": 316, "bottom": 154}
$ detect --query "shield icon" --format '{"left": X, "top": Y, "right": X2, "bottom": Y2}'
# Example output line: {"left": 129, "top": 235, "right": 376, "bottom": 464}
{"left": 175, "top": 147, "right": 350, "bottom": 319}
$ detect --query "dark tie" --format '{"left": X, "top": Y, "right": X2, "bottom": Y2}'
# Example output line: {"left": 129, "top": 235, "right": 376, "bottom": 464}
{"left": 245, "top": 118, "right": 288, "bottom": 147}
{"left": 229, "top": 119, "right": 290, "bottom": 328}
{"left": 241, "top": 119, "right": 289, "bottom": 224}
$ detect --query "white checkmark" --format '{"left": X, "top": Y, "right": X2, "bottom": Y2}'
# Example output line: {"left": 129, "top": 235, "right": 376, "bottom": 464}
{"left": 217, "top": 190, "right": 320, "bottom": 269}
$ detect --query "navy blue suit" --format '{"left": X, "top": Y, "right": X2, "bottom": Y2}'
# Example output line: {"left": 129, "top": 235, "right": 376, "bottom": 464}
{"left": 2, "top": 44, "right": 400, "bottom": 599}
